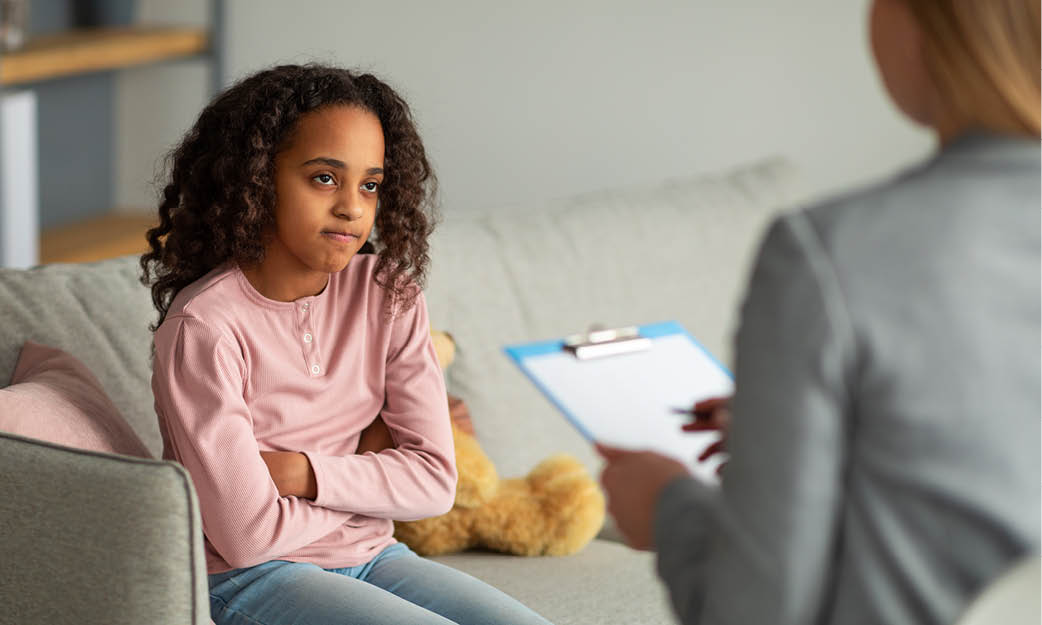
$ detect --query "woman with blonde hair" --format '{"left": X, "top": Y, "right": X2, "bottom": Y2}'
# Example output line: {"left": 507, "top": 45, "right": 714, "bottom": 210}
{"left": 597, "top": 1, "right": 1040, "bottom": 624}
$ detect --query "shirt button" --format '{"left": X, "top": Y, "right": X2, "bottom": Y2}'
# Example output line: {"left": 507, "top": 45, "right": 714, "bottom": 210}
{"left": 302, "top": 302, "right": 309, "bottom": 310}
{"left": 311, "top": 364, "right": 320, "bottom": 375}
{"left": 303, "top": 332, "right": 313, "bottom": 343}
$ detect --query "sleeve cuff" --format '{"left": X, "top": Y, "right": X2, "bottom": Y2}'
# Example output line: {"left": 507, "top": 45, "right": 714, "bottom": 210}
{"left": 301, "top": 450, "right": 332, "bottom": 507}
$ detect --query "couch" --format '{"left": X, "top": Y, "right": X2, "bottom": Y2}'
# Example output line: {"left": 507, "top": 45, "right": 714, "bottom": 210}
{"left": 0, "top": 157, "right": 795, "bottom": 625}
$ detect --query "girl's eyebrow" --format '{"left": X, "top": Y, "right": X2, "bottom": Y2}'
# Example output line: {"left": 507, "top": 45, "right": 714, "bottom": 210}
{"left": 301, "top": 157, "right": 384, "bottom": 175}
{"left": 301, "top": 157, "right": 346, "bottom": 169}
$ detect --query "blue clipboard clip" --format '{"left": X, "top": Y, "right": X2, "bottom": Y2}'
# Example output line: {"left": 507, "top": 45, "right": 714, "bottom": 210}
{"left": 562, "top": 325, "right": 652, "bottom": 360}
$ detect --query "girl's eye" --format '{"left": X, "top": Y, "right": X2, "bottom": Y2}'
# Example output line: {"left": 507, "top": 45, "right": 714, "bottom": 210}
{"left": 362, "top": 181, "right": 380, "bottom": 193}
{"left": 313, "top": 174, "right": 336, "bottom": 186}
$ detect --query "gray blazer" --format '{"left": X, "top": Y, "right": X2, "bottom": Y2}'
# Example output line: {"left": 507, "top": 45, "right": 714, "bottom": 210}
{"left": 655, "top": 133, "right": 1041, "bottom": 625}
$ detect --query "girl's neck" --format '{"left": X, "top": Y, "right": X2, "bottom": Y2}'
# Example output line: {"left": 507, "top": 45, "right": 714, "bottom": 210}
{"left": 240, "top": 257, "right": 329, "bottom": 303}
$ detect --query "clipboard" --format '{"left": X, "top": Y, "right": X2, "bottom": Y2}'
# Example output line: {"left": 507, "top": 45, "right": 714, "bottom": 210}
{"left": 504, "top": 321, "right": 733, "bottom": 482}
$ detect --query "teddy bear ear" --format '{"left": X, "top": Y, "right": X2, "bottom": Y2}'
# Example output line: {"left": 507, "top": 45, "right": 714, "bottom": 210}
{"left": 430, "top": 329, "right": 457, "bottom": 370}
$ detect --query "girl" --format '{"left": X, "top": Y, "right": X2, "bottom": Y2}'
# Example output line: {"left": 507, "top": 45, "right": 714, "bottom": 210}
{"left": 141, "top": 64, "right": 551, "bottom": 625}
{"left": 598, "top": 1, "right": 1040, "bottom": 624}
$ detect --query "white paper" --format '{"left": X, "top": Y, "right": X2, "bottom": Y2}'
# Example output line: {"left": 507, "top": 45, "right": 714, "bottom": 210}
{"left": 519, "top": 333, "right": 733, "bottom": 483}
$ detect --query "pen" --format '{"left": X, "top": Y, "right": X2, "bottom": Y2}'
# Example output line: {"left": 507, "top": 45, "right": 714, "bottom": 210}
{"left": 671, "top": 406, "right": 711, "bottom": 418}
{"left": 671, "top": 400, "right": 729, "bottom": 420}
{"left": 672, "top": 398, "right": 731, "bottom": 420}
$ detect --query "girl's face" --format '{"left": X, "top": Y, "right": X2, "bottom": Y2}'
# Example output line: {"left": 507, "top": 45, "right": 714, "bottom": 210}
{"left": 263, "top": 105, "right": 385, "bottom": 296}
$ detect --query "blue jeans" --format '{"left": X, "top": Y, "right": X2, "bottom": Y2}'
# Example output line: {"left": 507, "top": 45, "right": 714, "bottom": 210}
{"left": 208, "top": 543, "right": 553, "bottom": 625}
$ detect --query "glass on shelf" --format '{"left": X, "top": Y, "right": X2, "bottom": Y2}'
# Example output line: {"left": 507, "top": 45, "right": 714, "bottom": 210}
{"left": 0, "top": 0, "right": 27, "bottom": 52}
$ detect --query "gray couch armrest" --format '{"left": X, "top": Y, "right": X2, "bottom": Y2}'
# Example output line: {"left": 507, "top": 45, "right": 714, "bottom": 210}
{"left": 0, "top": 432, "right": 209, "bottom": 625}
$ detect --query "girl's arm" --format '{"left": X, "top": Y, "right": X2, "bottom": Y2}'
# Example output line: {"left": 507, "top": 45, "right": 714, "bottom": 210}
{"left": 300, "top": 291, "right": 457, "bottom": 520}
{"left": 153, "top": 316, "right": 359, "bottom": 570}
{"left": 259, "top": 414, "right": 393, "bottom": 498}
{"left": 655, "top": 214, "right": 853, "bottom": 624}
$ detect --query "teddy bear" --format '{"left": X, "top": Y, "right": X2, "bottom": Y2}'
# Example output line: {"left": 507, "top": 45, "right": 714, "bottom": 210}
{"left": 392, "top": 330, "right": 606, "bottom": 557}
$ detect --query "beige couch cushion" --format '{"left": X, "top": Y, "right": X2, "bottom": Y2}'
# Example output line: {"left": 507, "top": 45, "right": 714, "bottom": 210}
{"left": 425, "top": 158, "right": 796, "bottom": 477}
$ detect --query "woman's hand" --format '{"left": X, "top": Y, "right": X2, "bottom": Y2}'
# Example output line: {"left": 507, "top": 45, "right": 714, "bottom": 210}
{"left": 683, "top": 395, "right": 732, "bottom": 471}
{"left": 357, "top": 416, "right": 395, "bottom": 454}
{"left": 259, "top": 451, "right": 317, "bottom": 499}
{"left": 596, "top": 444, "right": 691, "bottom": 551}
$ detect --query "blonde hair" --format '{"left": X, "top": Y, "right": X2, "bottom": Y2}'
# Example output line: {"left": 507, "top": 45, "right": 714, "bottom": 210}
{"left": 904, "top": 0, "right": 1040, "bottom": 137}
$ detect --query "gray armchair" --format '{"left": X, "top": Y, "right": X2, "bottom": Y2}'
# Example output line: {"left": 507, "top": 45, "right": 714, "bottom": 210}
{"left": 0, "top": 431, "right": 209, "bottom": 625}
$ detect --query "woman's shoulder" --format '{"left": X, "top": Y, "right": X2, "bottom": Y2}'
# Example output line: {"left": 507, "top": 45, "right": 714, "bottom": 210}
{"left": 802, "top": 134, "right": 1038, "bottom": 249}
{"left": 798, "top": 159, "right": 936, "bottom": 236}
{"left": 759, "top": 135, "right": 1040, "bottom": 328}
{"left": 755, "top": 170, "right": 927, "bottom": 279}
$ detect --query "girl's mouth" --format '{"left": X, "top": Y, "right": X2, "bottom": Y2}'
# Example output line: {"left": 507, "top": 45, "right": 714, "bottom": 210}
{"left": 322, "top": 232, "right": 356, "bottom": 244}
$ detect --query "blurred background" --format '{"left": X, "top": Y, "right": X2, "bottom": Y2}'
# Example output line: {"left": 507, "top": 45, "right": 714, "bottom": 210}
{"left": 0, "top": 0, "right": 933, "bottom": 267}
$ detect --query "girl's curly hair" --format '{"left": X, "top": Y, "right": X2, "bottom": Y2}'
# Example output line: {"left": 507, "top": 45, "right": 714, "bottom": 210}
{"left": 140, "top": 64, "right": 437, "bottom": 330}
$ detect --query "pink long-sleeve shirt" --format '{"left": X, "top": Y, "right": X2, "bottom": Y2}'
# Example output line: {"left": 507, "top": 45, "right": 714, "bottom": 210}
{"left": 151, "top": 254, "right": 456, "bottom": 573}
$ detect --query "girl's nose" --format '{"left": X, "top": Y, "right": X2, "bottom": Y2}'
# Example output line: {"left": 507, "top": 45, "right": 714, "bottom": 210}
{"left": 335, "top": 195, "right": 365, "bottom": 221}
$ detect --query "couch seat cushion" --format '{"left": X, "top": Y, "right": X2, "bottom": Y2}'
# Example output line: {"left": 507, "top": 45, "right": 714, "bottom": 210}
{"left": 433, "top": 539, "right": 675, "bottom": 625}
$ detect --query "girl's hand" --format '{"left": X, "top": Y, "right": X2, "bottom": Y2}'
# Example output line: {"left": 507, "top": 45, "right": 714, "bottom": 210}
{"left": 595, "top": 444, "right": 690, "bottom": 551}
{"left": 259, "top": 451, "right": 317, "bottom": 499}
{"left": 357, "top": 416, "right": 395, "bottom": 454}
{"left": 682, "top": 396, "right": 732, "bottom": 473}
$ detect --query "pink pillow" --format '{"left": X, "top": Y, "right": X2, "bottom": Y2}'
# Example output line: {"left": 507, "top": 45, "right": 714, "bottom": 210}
{"left": 0, "top": 341, "right": 151, "bottom": 458}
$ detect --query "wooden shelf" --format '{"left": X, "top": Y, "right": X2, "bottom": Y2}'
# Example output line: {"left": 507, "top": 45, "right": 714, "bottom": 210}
{"left": 1, "top": 26, "right": 208, "bottom": 86}
{"left": 41, "top": 213, "right": 156, "bottom": 264}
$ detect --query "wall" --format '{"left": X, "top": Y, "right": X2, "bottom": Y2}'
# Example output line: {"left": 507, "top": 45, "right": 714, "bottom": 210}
{"left": 114, "top": 0, "right": 210, "bottom": 213}
{"left": 28, "top": 0, "right": 114, "bottom": 227}
{"left": 116, "top": 0, "right": 934, "bottom": 214}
